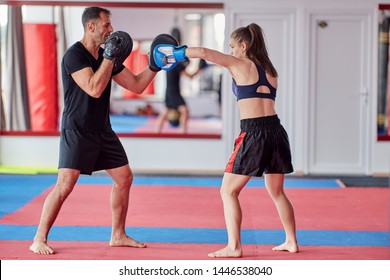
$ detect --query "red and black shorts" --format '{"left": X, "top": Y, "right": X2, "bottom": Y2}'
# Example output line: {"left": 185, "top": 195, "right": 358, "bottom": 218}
{"left": 58, "top": 129, "right": 129, "bottom": 175}
{"left": 225, "top": 115, "right": 293, "bottom": 177}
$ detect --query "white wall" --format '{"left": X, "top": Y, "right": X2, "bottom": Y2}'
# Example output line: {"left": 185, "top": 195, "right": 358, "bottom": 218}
{"left": 1, "top": 0, "right": 390, "bottom": 176}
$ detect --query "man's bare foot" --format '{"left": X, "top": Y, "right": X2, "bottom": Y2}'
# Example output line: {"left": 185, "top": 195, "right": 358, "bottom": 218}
{"left": 29, "top": 241, "right": 55, "bottom": 255}
{"left": 272, "top": 241, "right": 299, "bottom": 253}
{"left": 109, "top": 235, "right": 146, "bottom": 248}
{"left": 208, "top": 246, "right": 242, "bottom": 258}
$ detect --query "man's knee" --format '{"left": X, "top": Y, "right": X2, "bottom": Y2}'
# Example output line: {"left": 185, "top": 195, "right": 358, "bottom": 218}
{"left": 55, "top": 168, "right": 80, "bottom": 198}
{"left": 107, "top": 165, "right": 133, "bottom": 188}
{"left": 54, "top": 181, "right": 76, "bottom": 201}
{"left": 112, "top": 167, "right": 133, "bottom": 189}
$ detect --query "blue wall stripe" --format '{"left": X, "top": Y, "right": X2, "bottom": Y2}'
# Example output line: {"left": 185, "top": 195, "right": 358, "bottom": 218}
{"left": 0, "top": 225, "right": 387, "bottom": 247}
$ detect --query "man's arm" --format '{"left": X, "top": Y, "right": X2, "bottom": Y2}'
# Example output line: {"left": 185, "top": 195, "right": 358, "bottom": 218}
{"left": 113, "top": 67, "right": 157, "bottom": 95}
{"left": 71, "top": 59, "right": 114, "bottom": 98}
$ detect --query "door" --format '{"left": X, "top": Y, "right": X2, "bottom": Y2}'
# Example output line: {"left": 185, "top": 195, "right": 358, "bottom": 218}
{"left": 308, "top": 12, "right": 371, "bottom": 174}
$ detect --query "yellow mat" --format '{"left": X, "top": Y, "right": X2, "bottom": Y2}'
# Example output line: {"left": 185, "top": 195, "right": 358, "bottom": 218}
{"left": 0, "top": 166, "right": 57, "bottom": 174}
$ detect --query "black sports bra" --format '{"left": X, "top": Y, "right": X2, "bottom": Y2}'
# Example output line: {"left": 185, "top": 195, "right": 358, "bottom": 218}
{"left": 232, "top": 64, "right": 276, "bottom": 101}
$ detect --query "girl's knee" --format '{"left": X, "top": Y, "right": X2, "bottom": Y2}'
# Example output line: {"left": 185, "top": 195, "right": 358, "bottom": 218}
{"left": 220, "top": 185, "right": 240, "bottom": 199}
{"left": 219, "top": 173, "right": 249, "bottom": 199}
{"left": 267, "top": 187, "right": 285, "bottom": 200}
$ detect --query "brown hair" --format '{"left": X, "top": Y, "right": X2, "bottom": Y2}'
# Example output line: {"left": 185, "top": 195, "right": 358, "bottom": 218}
{"left": 81, "top": 6, "right": 111, "bottom": 30}
{"left": 231, "top": 23, "right": 278, "bottom": 77}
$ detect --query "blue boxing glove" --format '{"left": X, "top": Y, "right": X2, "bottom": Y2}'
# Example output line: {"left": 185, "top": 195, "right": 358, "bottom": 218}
{"left": 153, "top": 44, "right": 188, "bottom": 71}
{"left": 148, "top": 34, "right": 178, "bottom": 72}
{"left": 173, "top": 45, "right": 188, "bottom": 61}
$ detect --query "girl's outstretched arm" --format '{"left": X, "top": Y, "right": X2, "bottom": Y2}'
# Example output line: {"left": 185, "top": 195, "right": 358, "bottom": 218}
{"left": 185, "top": 47, "right": 238, "bottom": 69}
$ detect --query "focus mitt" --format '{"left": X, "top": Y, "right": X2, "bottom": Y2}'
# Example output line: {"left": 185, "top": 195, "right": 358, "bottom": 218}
{"left": 103, "top": 31, "right": 133, "bottom": 72}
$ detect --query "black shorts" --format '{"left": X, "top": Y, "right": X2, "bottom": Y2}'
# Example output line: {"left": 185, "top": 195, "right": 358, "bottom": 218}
{"left": 58, "top": 129, "right": 129, "bottom": 175}
{"left": 225, "top": 115, "right": 294, "bottom": 177}
{"left": 165, "top": 92, "right": 186, "bottom": 109}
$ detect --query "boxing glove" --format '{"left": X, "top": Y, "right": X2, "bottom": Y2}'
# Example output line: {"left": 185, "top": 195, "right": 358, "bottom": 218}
{"left": 148, "top": 34, "right": 178, "bottom": 72}
{"left": 103, "top": 35, "right": 121, "bottom": 61}
{"left": 103, "top": 31, "right": 133, "bottom": 72}
{"left": 153, "top": 45, "right": 188, "bottom": 71}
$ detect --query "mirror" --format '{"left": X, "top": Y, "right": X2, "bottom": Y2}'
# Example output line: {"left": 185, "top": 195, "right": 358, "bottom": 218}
{"left": 0, "top": 2, "right": 224, "bottom": 137}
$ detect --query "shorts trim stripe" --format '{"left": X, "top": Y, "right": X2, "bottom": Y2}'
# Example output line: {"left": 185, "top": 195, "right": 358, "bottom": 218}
{"left": 225, "top": 131, "right": 246, "bottom": 173}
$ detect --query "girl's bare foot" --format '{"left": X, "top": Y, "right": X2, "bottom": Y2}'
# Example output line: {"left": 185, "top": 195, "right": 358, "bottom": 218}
{"left": 29, "top": 241, "right": 55, "bottom": 255}
{"left": 208, "top": 246, "right": 242, "bottom": 258}
{"left": 109, "top": 235, "right": 146, "bottom": 248}
{"left": 272, "top": 241, "right": 299, "bottom": 253}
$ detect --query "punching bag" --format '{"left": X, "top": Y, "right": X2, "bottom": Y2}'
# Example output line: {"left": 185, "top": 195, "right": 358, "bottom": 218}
{"left": 23, "top": 23, "right": 58, "bottom": 131}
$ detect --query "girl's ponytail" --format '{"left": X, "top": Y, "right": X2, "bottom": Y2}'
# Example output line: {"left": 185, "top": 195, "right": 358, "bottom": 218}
{"left": 247, "top": 23, "right": 278, "bottom": 77}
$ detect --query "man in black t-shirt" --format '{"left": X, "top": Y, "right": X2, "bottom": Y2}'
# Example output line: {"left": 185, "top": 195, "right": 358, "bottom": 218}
{"left": 29, "top": 6, "right": 157, "bottom": 254}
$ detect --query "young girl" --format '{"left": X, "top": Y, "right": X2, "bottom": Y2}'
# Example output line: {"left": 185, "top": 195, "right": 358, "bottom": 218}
{"left": 181, "top": 23, "right": 299, "bottom": 257}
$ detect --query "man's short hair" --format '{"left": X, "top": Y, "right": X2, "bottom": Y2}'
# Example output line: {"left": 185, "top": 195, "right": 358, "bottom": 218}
{"left": 81, "top": 6, "right": 111, "bottom": 29}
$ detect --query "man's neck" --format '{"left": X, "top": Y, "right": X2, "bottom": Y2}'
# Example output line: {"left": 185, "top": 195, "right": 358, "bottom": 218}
{"left": 80, "top": 36, "right": 100, "bottom": 59}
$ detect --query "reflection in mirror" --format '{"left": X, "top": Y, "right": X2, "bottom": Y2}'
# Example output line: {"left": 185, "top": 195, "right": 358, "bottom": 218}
{"left": 378, "top": 5, "right": 390, "bottom": 141}
{"left": 0, "top": 4, "right": 225, "bottom": 137}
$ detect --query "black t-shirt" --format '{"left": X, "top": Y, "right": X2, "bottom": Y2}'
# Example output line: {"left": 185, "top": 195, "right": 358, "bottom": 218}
{"left": 61, "top": 42, "right": 122, "bottom": 133}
